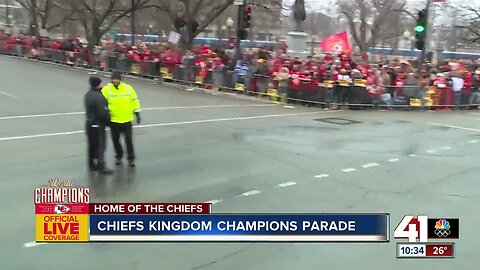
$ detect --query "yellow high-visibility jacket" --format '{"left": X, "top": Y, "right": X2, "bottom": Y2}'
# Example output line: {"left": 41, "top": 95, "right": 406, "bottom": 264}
{"left": 101, "top": 82, "right": 140, "bottom": 124}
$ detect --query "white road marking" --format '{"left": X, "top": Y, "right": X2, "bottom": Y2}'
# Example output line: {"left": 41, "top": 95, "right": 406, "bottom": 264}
{"left": 0, "top": 90, "right": 21, "bottom": 99}
{"left": 314, "top": 174, "right": 329, "bottom": 178}
{"left": 24, "top": 242, "right": 46, "bottom": 248}
{"left": 205, "top": 199, "right": 222, "bottom": 205}
{"left": 277, "top": 182, "right": 297, "bottom": 188}
{"left": 342, "top": 168, "right": 356, "bottom": 173}
{"left": 283, "top": 105, "right": 295, "bottom": 109}
{"left": 441, "top": 146, "right": 452, "bottom": 150}
{"left": 0, "top": 104, "right": 276, "bottom": 121}
{"left": 0, "top": 111, "right": 330, "bottom": 142}
{"left": 409, "top": 154, "right": 417, "bottom": 157}
{"left": 0, "top": 130, "right": 83, "bottom": 142}
{"left": 388, "top": 158, "right": 400, "bottom": 162}
{"left": 426, "top": 122, "right": 480, "bottom": 132}
{"left": 362, "top": 163, "right": 379, "bottom": 168}
{"left": 0, "top": 111, "right": 83, "bottom": 120}
{"left": 241, "top": 190, "right": 261, "bottom": 197}
{"left": 426, "top": 149, "right": 436, "bottom": 154}
{"left": 136, "top": 111, "right": 331, "bottom": 128}
{"left": 468, "top": 139, "right": 479, "bottom": 143}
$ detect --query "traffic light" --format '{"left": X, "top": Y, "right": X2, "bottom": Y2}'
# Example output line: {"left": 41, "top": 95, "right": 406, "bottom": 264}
{"left": 243, "top": 6, "right": 252, "bottom": 29}
{"left": 415, "top": 9, "right": 427, "bottom": 50}
{"left": 238, "top": 5, "right": 251, "bottom": 39}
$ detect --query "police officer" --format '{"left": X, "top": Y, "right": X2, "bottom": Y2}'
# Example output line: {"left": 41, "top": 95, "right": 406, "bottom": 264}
{"left": 84, "top": 76, "right": 113, "bottom": 174}
{"left": 102, "top": 71, "right": 141, "bottom": 167}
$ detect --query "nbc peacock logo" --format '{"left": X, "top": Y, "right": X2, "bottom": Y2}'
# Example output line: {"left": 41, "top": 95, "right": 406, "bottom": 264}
{"left": 434, "top": 219, "right": 451, "bottom": 237}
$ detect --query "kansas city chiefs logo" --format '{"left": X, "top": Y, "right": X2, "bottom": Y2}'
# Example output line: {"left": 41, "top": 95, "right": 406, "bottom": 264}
{"left": 54, "top": 204, "right": 71, "bottom": 214}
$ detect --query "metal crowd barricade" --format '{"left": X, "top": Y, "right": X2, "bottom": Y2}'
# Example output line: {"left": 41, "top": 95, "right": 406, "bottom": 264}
{"left": 1, "top": 45, "right": 478, "bottom": 110}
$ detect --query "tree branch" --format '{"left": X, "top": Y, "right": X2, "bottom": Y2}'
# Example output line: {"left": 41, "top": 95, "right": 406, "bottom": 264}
{"left": 193, "top": 0, "right": 233, "bottom": 37}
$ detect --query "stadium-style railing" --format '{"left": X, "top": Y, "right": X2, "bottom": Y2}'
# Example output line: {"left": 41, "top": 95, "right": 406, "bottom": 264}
{"left": 1, "top": 44, "right": 479, "bottom": 110}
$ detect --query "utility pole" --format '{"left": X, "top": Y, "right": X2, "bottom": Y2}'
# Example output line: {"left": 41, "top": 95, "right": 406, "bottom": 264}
{"left": 131, "top": 0, "right": 136, "bottom": 46}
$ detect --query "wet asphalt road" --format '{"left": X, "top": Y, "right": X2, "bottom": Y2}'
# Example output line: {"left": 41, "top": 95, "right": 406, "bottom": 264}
{"left": 1, "top": 56, "right": 480, "bottom": 270}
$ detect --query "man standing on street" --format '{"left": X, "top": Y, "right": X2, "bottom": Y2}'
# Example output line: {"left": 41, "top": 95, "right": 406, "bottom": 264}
{"left": 102, "top": 71, "right": 141, "bottom": 167}
{"left": 84, "top": 76, "right": 113, "bottom": 174}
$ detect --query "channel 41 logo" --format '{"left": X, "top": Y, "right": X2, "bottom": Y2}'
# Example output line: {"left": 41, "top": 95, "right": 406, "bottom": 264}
{"left": 394, "top": 215, "right": 459, "bottom": 242}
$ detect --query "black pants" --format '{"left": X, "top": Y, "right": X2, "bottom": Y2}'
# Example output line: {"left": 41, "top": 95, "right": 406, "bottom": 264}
{"left": 86, "top": 122, "right": 106, "bottom": 170}
{"left": 110, "top": 122, "right": 135, "bottom": 161}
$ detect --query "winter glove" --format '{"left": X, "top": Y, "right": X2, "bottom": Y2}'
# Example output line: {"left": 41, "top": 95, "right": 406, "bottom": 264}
{"left": 135, "top": 112, "right": 141, "bottom": 125}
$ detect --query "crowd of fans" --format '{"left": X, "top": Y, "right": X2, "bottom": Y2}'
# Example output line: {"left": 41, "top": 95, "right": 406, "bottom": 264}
{"left": 1, "top": 32, "right": 479, "bottom": 108}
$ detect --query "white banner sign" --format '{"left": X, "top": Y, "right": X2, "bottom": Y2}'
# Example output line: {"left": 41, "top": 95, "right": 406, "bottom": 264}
{"left": 168, "top": 31, "right": 182, "bottom": 45}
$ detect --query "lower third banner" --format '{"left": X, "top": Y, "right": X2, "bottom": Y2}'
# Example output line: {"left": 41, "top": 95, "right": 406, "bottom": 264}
{"left": 89, "top": 214, "right": 389, "bottom": 242}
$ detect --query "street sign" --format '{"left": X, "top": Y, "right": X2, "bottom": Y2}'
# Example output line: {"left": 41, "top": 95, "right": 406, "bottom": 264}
{"left": 234, "top": 0, "right": 243, "bottom": 5}
{"left": 168, "top": 31, "right": 182, "bottom": 45}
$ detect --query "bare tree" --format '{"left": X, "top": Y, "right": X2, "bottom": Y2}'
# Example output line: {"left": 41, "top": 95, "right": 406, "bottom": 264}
{"left": 338, "top": 0, "right": 408, "bottom": 53}
{"left": 154, "top": 0, "right": 234, "bottom": 49}
{"left": 454, "top": 5, "right": 480, "bottom": 44}
{"left": 15, "top": 0, "right": 75, "bottom": 35}
{"left": 65, "top": 0, "right": 153, "bottom": 51}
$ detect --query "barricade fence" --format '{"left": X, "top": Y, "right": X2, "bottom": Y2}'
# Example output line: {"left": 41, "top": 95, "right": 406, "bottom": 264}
{"left": 1, "top": 44, "right": 479, "bottom": 110}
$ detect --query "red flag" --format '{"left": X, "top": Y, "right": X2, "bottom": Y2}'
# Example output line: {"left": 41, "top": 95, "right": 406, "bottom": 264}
{"left": 320, "top": 32, "right": 351, "bottom": 54}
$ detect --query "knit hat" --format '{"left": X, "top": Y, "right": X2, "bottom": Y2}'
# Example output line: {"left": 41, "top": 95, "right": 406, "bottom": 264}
{"left": 89, "top": 76, "right": 102, "bottom": 88}
{"left": 111, "top": 71, "right": 122, "bottom": 80}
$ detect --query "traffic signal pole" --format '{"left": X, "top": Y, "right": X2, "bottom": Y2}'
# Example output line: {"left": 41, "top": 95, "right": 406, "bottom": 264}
{"left": 421, "top": 0, "right": 432, "bottom": 62}
{"left": 234, "top": 0, "right": 245, "bottom": 64}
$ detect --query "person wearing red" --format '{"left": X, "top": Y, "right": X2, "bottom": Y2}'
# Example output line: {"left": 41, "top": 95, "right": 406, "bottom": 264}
{"left": 462, "top": 69, "right": 473, "bottom": 105}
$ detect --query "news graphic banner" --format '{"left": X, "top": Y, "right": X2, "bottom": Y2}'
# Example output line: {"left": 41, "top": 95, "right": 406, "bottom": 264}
{"left": 88, "top": 211, "right": 389, "bottom": 242}
{"left": 33, "top": 179, "right": 390, "bottom": 242}
{"left": 34, "top": 179, "right": 90, "bottom": 242}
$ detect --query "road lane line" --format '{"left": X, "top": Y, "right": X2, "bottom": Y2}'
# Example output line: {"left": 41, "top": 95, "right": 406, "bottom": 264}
{"left": 205, "top": 199, "right": 222, "bottom": 205}
{"left": 341, "top": 168, "right": 356, "bottom": 173}
{"left": 0, "top": 90, "right": 20, "bottom": 100}
{"left": 0, "top": 111, "right": 331, "bottom": 142}
{"left": 426, "top": 149, "right": 436, "bottom": 154}
{"left": 0, "top": 104, "right": 276, "bottom": 121}
{"left": 362, "top": 163, "right": 379, "bottom": 168}
{"left": 388, "top": 158, "right": 400, "bottom": 162}
{"left": 0, "top": 111, "right": 83, "bottom": 120}
{"left": 277, "top": 182, "right": 297, "bottom": 188}
{"left": 0, "top": 130, "right": 84, "bottom": 141}
{"left": 24, "top": 242, "right": 46, "bottom": 248}
{"left": 314, "top": 174, "right": 329, "bottom": 179}
{"left": 441, "top": 146, "right": 452, "bottom": 150}
{"left": 426, "top": 122, "right": 480, "bottom": 132}
{"left": 468, "top": 139, "right": 479, "bottom": 143}
{"left": 409, "top": 154, "right": 417, "bottom": 157}
{"left": 241, "top": 190, "right": 261, "bottom": 197}
{"left": 283, "top": 105, "right": 295, "bottom": 109}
